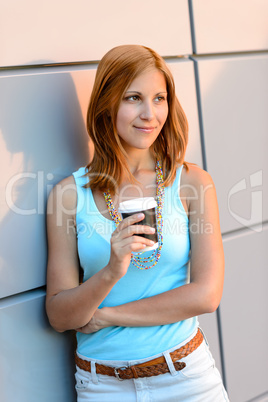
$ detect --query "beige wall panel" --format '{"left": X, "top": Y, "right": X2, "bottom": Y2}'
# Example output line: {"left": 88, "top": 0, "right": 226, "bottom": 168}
{"left": 0, "top": 289, "right": 76, "bottom": 402}
{"left": 191, "top": 0, "right": 268, "bottom": 53}
{"left": 168, "top": 60, "right": 203, "bottom": 168}
{"left": 221, "top": 226, "right": 268, "bottom": 401}
{"left": 195, "top": 55, "right": 268, "bottom": 234}
{"left": 0, "top": 66, "right": 96, "bottom": 297}
{"left": 0, "top": 0, "right": 192, "bottom": 67}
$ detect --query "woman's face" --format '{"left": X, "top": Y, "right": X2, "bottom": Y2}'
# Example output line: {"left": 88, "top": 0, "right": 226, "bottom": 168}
{"left": 116, "top": 68, "right": 168, "bottom": 152}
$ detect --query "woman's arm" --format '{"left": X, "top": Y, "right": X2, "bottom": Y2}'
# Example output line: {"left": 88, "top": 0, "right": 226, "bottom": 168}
{"left": 46, "top": 176, "right": 155, "bottom": 332}
{"left": 77, "top": 165, "right": 225, "bottom": 333}
{"left": 45, "top": 175, "right": 116, "bottom": 332}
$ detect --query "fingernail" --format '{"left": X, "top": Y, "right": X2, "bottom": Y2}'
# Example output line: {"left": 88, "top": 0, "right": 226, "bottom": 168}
{"left": 149, "top": 240, "right": 155, "bottom": 245}
{"left": 137, "top": 213, "right": 144, "bottom": 218}
{"left": 149, "top": 227, "right": 155, "bottom": 233}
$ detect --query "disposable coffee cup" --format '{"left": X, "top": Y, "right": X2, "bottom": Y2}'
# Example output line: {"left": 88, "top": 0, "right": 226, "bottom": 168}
{"left": 118, "top": 197, "right": 158, "bottom": 252}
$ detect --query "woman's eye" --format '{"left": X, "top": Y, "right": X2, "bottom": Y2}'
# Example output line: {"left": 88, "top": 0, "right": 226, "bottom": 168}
{"left": 155, "top": 96, "right": 166, "bottom": 102}
{"left": 124, "top": 95, "right": 166, "bottom": 102}
{"left": 125, "top": 95, "right": 140, "bottom": 101}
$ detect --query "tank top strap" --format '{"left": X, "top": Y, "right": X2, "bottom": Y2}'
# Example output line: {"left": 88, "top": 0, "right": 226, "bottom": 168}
{"left": 168, "top": 164, "right": 188, "bottom": 221}
{"left": 170, "top": 164, "right": 184, "bottom": 198}
{"left": 72, "top": 166, "right": 88, "bottom": 187}
{"left": 72, "top": 166, "right": 90, "bottom": 224}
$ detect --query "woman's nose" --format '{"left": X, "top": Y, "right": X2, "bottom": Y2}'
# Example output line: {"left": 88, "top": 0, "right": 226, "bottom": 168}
{"left": 140, "top": 101, "right": 154, "bottom": 120}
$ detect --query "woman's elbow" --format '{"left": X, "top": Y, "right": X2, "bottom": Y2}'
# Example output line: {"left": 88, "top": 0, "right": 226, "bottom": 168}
{"left": 46, "top": 298, "right": 67, "bottom": 333}
{"left": 48, "top": 317, "right": 67, "bottom": 333}
{"left": 204, "top": 298, "right": 220, "bottom": 314}
{"left": 200, "top": 287, "right": 222, "bottom": 314}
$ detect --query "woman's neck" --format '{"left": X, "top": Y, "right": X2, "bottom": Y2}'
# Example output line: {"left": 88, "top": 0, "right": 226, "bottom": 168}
{"left": 124, "top": 150, "right": 156, "bottom": 176}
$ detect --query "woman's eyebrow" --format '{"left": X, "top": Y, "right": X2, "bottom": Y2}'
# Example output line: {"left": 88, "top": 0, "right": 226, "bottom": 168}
{"left": 125, "top": 91, "right": 168, "bottom": 94}
{"left": 125, "top": 91, "right": 142, "bottom": 94}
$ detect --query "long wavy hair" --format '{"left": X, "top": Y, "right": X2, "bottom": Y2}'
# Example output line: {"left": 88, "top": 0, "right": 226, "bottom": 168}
{"left": 85, "top": 44, "right": 189, "bottom": 193}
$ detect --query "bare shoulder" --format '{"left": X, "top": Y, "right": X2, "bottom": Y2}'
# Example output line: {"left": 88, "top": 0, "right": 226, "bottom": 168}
{"left": 181, "top": 162, "right": 214, "bottom": 189}
{"left": 47, "top": 174, "right": 77, "bottom": 220}
{"left": 180, "top": 163, "right": 216, "bottom": 214}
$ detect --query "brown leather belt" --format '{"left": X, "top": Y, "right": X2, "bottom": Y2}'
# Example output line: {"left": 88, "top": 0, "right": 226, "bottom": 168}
{"left": 75, "top": 328, "right": 203, "bottom": 381}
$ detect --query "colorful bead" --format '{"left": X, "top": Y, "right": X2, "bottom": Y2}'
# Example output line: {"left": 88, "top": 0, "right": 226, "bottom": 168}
{"left": 103, "top": 160, "right": 164, "bottom": 270}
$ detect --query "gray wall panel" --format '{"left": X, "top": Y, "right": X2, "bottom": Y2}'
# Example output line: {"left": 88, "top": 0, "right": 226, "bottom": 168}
{"left": 0, "top": 67, "right": 95, "bottom": 297}
{"left": 168, "top": 59, "right": 203, "bottom": 167}
{"left": 0, "top": 289, "right": 76, "bottom": 402}
{"left": 249, "top": 394, "right": 268, "bottom": 402}
{"left": 0, "top": 0, "right": 192, "bottom": 67}
{"left": 191, "top": 0, "right": 268, "bottom": 54}
{"left": 221, "top": 226, "right": 268, "bottom": 401}
{"left": 195, "top": 55, "right": 268, "bottom": 234}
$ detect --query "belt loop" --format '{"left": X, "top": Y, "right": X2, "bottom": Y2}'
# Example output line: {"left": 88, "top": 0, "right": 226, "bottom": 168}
{"left": 90, "top": 361, "right": 99, "bottom": 384}
{"left": 163, "top": 351, "right": 179, "bottom": 377}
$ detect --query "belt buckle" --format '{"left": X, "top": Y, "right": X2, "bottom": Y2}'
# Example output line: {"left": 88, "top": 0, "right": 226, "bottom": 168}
{"left": 114, "top": 366, "right": 128, "bottom": 381}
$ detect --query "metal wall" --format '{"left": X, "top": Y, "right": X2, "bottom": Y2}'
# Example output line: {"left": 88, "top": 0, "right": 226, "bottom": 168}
{"left": 0, "top": 1, "right": 267, "bottom": 401}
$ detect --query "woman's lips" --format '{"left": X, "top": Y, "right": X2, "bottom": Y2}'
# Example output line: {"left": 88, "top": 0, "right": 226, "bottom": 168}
{"left": 134, "top": 126, "right": 155, "bottom": 133}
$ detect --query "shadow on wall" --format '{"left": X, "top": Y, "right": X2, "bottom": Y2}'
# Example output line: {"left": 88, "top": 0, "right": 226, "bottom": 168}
{"left": 0, "top": 65, "right": 90, "bottom": 298}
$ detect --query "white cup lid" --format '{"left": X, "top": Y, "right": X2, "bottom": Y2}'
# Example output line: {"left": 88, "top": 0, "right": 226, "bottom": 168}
{"left": 118, "top": 197, "right": 157, "bottom": 213}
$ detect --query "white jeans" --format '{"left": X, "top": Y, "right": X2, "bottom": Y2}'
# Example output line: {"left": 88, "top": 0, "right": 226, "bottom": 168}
{"left": 75, "top": 329, "right": 229, "bottom": 402}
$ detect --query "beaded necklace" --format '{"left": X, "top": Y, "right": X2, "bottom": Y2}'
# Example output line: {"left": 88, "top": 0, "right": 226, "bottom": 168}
{"left": 103, "top": 160, "right": 165, "bottom": 270}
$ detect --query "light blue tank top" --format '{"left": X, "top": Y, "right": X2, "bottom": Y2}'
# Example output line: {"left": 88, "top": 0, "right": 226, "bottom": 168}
{"left": 72, "top": 165, "right": 198, "bottom": 360}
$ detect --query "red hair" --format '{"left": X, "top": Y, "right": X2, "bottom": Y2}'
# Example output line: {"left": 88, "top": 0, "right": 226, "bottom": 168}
{"left": 85, "top": 44, "right": 189, "bottom": 193}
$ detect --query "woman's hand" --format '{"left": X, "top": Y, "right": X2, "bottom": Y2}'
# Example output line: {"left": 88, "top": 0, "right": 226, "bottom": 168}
{"left": 107, "top": 213, "right": 156, "bottom": 279}
{"left": 75, "top": 308, "right": 109, "bottom": 334}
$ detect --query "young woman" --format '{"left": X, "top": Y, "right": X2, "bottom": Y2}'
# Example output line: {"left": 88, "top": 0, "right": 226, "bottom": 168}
{"left": 46, "top": 45, "right": 229, "bottom": 401}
